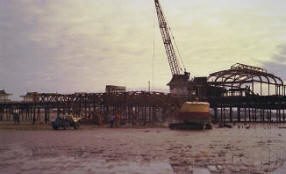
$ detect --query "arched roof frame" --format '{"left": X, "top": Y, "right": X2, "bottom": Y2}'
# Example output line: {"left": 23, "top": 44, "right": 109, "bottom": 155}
{"left": 207, "top": 63, "right": 284, "bottom": 89}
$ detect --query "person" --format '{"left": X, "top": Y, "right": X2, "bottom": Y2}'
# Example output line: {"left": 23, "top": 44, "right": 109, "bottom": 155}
{"left": 16, "top": 113, "right": 20, "bottom": 124}
{"left": 98, "top": 115, "right": 103, "bottom": 126}
{"left": 115, "top": 113, "right": 121, "bottom": 128}
{"left": 13, "top": 112, "right": 17, "bottom": 124}
{"left": 13, "top": 112, "right": 19, "bottom": 124}
{"left": 110, "top": 114, "right": 115, "bottom": 128}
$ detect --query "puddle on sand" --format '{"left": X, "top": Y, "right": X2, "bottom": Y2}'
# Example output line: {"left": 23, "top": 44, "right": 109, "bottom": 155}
{"left": 192, "top": 168, "right": 211, "bottom": 174}
{"left": 272, "top": 162, "right": 286, "bottom": 174}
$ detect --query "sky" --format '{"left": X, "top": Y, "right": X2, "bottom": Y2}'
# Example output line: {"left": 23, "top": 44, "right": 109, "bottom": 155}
{"left": 0, "top": 0, "right": 286, "bottom": 99}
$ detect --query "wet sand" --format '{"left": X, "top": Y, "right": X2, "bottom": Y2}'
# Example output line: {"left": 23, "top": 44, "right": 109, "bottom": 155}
{"left": 1, "top": 124, "right": 286, "bottom": 174}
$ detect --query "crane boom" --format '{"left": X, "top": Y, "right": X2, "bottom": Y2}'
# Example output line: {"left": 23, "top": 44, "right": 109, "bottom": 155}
{"left": 154, "top": 0, "right": 184, "bottom": 75}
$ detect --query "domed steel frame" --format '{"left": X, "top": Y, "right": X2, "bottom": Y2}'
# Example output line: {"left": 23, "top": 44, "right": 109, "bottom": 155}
{"left": 207, "top": 63, "right": 286, "bottom": 96}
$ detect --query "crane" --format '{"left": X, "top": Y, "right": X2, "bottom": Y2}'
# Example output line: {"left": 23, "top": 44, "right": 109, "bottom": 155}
{"left": 154, "top": 0, "right": 190, "bottom": 95}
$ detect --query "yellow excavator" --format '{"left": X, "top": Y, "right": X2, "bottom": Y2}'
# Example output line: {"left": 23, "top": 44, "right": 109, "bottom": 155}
{"left": 169, "top": 101, "right": 212, "bottom": 130}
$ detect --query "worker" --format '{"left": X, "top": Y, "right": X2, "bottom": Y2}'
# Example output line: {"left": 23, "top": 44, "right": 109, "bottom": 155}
{"left": 13, "top": 112, "right": 19, "bottom": 124}
{"left": 98, "top": 115, "right": 103, "bottom": 126}
{"left": 115, "top": 113, "right": 121, "bottom": 128}
{"left": 12, "top": 112, "right": 16, "bottom": 124}
{"left": 110, "top": 114, "right": 115, "bottom": 128}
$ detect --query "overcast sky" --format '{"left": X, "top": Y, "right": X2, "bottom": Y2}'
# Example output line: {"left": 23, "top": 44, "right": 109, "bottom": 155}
{"left": 0, "top": 0, "right": 286, "bottom": 99}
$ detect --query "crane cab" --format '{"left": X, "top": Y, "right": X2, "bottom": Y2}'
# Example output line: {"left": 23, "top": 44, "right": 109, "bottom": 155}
{"left": 167, "top": 72, "right": 190, "bottom": 96}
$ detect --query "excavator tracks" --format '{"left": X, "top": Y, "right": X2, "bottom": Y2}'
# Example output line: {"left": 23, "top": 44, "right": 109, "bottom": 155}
{"left": 169, "top": 123, "right": 212, "bottom": 130}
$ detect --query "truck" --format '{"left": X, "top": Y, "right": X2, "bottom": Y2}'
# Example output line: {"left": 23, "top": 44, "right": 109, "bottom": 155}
{"left": 51, "top": 115, "right": 80, "bottom": 130}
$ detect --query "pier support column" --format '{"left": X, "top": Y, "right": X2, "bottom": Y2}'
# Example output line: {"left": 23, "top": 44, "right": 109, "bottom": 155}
{"left": 229, "top": 107, "right": 233, "bottom": 122}
{"left": 237, "top": 107, "right": 241, "bottom": 122}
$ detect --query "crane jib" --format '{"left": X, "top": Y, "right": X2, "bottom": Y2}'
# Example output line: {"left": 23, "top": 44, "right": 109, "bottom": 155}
{"left": 154, "top": 0, "right": 185, "bottom": 75}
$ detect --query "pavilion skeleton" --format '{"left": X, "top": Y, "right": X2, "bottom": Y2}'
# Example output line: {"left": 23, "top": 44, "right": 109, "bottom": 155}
{"left": 208, "top": 63, "right": 285, "bottom": 96}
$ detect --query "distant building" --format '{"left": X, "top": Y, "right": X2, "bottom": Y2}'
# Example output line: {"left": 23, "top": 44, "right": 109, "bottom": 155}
{"left": 105, "top": 85, "right": 126, "bottom": 94}
{"left": 0, "top": 90, "right": 12, "bottom": 102}
{"left": 21, "top": 92, "right": 39, "bottom": 102}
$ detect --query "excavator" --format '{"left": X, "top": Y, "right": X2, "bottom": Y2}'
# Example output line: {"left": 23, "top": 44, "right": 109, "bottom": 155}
{"left": 154, "top": 0, "right": 212, "bottom": 130}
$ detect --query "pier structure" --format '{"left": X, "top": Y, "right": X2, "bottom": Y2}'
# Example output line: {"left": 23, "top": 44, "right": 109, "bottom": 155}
{"left": 1, "top": 63, "right": 286, "bottom": 124}
{"left": 0, "top": 92, "right": 185, "bottom": 125}
{"left": 0, "top": 91, "right": 286, "bottom": 124}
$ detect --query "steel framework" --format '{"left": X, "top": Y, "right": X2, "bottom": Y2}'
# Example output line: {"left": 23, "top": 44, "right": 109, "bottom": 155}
{"left": 208, "top": 63, "right": 285, "bottom": 96}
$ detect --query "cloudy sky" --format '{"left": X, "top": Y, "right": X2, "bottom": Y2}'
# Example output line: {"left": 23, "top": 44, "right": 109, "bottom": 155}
{"left": 0, "top": 0, "right": 286, "bottom": 99}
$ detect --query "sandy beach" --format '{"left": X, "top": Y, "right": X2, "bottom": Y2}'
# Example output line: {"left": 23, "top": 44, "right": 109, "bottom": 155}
{"left": 1, "top": 124, "right": 286, "bottom": 174}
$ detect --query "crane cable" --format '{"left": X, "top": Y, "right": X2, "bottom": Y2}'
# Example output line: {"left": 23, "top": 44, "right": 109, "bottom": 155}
{"left": 152, "top": 5, "right": 157, "bottom": 91}
{"left": 168, "top": 24, "right": 186, "bottom": 73}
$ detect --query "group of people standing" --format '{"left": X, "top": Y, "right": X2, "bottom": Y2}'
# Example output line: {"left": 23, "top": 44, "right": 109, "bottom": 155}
{"left": 110, "top": 113, "right": 121, "bottom": 128}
